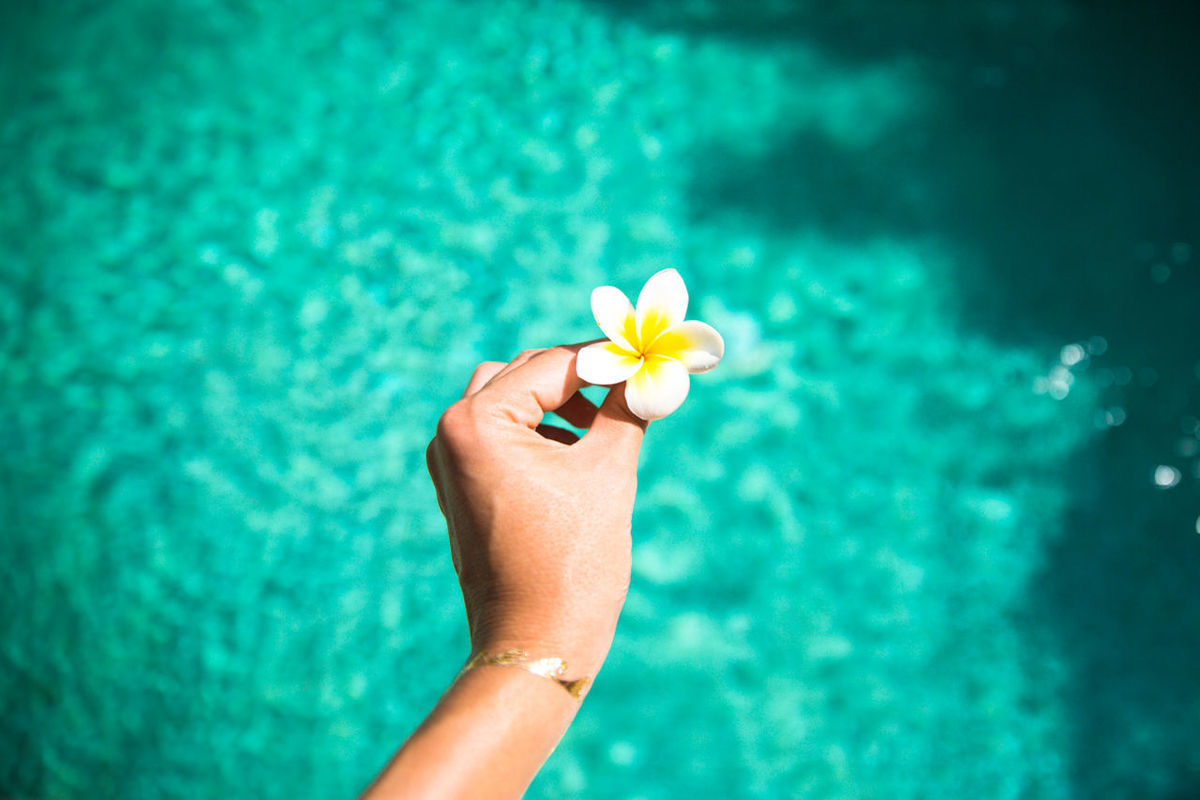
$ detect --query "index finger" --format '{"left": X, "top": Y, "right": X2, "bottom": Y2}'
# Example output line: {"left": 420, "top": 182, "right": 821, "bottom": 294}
{"left": 476, "top": 343, "right": 593, "bottom": 430}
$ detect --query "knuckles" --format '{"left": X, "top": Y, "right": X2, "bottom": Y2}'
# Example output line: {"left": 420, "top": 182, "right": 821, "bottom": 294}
{"left": 513, "top": 347, "right": 546, "bottom": 363}
{"left": 436, "top": 399, "right": 472, "bottom": 446}
{"left": 436, "top": 397, "right": 491, "bottom": 454}
{"left": 470, "top": 360, "right": 505, "bottom": 385}
{"left": 440, "top": 345, "right": 582, "bottom": 452}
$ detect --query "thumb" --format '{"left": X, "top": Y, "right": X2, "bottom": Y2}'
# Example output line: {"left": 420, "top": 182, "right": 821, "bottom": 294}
{"left": 583, "top": 382, "right": 648, "bottom": 459}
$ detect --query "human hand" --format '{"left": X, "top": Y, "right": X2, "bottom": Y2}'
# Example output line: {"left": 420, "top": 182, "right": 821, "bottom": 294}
{"left": 425, "top": 343, "right": 648, "bottom": 679}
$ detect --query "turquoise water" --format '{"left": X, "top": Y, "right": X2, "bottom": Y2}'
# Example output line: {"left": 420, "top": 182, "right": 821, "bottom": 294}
{"left": 2, "top": 1, "right": 1198, "bottom": 797}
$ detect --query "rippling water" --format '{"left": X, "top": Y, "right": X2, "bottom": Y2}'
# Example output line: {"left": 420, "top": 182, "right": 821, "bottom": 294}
{"left": 2, "top": 1, "right": 1197, "bottom": 797}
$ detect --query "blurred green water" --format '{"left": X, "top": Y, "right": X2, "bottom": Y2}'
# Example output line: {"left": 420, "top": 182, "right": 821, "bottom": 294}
{"left": 2, "top": 1, "right": 1198, "bottom": 797}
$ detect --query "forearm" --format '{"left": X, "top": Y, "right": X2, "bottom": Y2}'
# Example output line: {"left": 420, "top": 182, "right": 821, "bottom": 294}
{"left": 361, "top": 663, "right": 583, "bottom": 799}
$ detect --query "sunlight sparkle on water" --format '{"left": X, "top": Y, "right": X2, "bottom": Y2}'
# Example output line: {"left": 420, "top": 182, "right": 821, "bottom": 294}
{"left": 1153, "top": 465, "right": 1182, "bottom": 489}
{"left": 1060, "top": 343, "right": 1086, "bottom": 366}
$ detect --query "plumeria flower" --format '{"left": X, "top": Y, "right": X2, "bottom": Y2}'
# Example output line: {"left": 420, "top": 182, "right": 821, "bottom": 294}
{"left": 576, "top": 268, "right": 724, "bottom": 420}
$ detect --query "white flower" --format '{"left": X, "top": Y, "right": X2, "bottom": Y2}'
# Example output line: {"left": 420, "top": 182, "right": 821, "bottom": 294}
{"left": 576, "top": 268, "right": 724, "bottom": 420}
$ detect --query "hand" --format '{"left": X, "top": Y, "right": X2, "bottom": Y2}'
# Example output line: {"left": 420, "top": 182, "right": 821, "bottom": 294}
{"left": 362, "top": 344, "right": 648, "bottom": 798}
{"left": 426, "top": 343, "right": 647, "bottom": 678}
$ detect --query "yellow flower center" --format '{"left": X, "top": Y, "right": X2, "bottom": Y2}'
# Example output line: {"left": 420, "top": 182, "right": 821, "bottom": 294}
{"left": 623, "top": 309, "right": 681, "bottom": 359}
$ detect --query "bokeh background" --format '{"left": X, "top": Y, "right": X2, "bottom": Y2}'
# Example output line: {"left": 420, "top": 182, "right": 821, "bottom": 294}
{"left": 2, "top": 0, "right": 1198, "bottom": 797}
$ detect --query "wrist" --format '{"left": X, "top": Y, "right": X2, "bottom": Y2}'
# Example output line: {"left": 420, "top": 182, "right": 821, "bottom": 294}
{"left": 469, "top": 602, "right": 620, "bottom": 679}
{"left": 472, "top": 633, "right": 612, "bottom": 684}
{"left": 459, "top": 648, "right": 591, "bottom": 701}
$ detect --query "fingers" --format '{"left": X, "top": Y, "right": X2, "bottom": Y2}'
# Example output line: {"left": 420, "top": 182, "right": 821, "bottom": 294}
{"left": 462, "top": 361, "right": 507, "bottom": 398}
{"left": 476, "top": 343, "right": 591, "bottom": 430}
{"left": 581, "top": 382, "right": 647, "bottom": 460}
{"left": 481, "top": 347, "right": 548, "bottom": 386}
{"left": 460, "top": 347, "right": 576, "bottom": 405}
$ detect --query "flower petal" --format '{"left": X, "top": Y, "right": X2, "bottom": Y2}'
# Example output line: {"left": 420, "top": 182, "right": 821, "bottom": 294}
{"left": 647, "top": 320, "right": 725, "bottom": 373}
{"left": 635, "top": 268, "right": 688, "bottom": 348}
{"left": 576, "top": 341, "right": 643, "bottom": 386}
{"left": 590, "top": 286, "right": 639, "bottom": 351}
{"left": 624, "top": 355, "right": 691, "bottom": 420}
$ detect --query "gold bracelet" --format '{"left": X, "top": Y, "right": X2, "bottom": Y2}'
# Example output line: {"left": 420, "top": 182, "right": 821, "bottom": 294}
{"left": 458, "top": 649, "right": 591, "bottom": 701}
